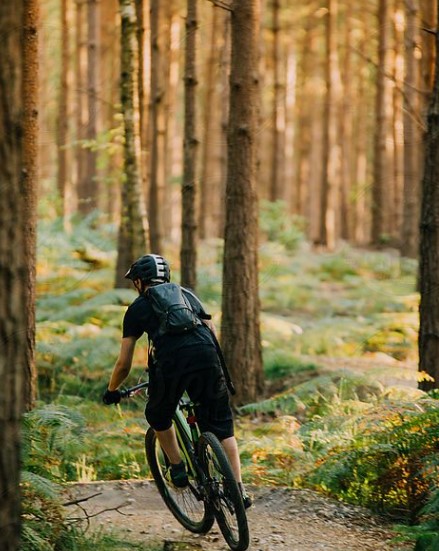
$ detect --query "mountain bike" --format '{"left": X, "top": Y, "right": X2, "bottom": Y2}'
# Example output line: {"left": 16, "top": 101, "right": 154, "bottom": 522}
{"left": 121, "top": 380, "right": 250, "bottom": 551}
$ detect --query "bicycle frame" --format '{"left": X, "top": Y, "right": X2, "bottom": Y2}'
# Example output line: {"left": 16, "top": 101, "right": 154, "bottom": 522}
{"left": 121, "top": 379, "right": 250, "bottom": 550}
{"left": 121, "top": 381, "right": 202, "bottom": 478}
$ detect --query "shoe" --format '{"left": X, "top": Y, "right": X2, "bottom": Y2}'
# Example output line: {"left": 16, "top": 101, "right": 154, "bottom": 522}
{"left": 170, "top": 461, "right": 189, "bottom": 488}
{"left": 239, "top": 483, "right": 252, "bottom": 509}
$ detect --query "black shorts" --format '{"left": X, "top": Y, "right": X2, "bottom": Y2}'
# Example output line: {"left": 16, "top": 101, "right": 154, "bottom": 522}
{"left": 144, "top": 346, "right": 234, "bottom": 441}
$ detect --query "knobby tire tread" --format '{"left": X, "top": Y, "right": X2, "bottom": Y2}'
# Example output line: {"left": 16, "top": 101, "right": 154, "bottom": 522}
{"left": 198, "top": 431, "right": 249, "bottom": 551}
{"left": 145, "top": 427, "right": 213, "bottom": 534}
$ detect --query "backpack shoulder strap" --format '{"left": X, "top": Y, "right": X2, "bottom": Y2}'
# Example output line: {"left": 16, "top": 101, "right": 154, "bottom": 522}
{"left": 181, "top": 287, "right": 212, "bottom": 320}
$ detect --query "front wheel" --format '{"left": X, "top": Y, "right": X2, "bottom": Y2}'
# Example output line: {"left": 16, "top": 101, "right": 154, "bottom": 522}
{"left": 198, "top": 432, "right": 249, "bottom": 551}
{"left": 145, "top": 427, "right": 214, "bottom": 533}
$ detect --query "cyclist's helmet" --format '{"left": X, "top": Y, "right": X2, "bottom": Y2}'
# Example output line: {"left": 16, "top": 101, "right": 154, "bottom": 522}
{"left": 124, "top": 254, "right": 171, "bottom": 284}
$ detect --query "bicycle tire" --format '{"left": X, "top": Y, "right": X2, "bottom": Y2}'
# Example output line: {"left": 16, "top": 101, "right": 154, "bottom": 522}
{"left": 145, "top": 427, "right": 214, "bottom": 534}
{"left": 198, "top": 432, "right": 249, "bottom": 551}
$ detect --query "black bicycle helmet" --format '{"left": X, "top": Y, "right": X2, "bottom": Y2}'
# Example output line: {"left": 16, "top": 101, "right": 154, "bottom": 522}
{"left": 124, "top": 254, "right": 171, "bottom": 284}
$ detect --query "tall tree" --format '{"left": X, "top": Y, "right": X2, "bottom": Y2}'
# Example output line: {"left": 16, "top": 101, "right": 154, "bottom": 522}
{"left": 372, "top": 0, "right": 393, "bottom": 245}
{"left": 418, "top": 5, "right": 439, "bottom": 391}
{"left": 75, "top": 0, "right": 87, "bottom": 211}
{"left": 115, "top": 0, "right": 148, "bottom": 287}
{"left": 292, "top": 15, "right": 315, "bottom": 219}
{"left": 221, "top": 0, "right": 264, "bottom": 404}
{"left": 148, "top": 0, "right": 165, "bottom": 252}
{"left": 199, "top": 6, "right": 220, "bottom": 239}
{"left": 317, "top": 0, "right": 341, "bottom": 249}
{"left": 401, "top": 0, "right": 422, "bottom": 258}
{"left": 0, "top": 0, "right": 38, "bottom": 547}
{"left": 57, "top": 0, "right": 70, "bottom": 217}
{"left": 82, "top": 0, "right": 100, "bottom": 213}
{"left": 339, "top": 0, "right": 354, "bottom": 240}
{"left": 269, "top": 0, "right": 282, "bottom": 201}
{"left": 180, "top": 0, "right": 198, "bottom": 290}
{"left": 391, "top": 1, "right": 405, "bottom": 242}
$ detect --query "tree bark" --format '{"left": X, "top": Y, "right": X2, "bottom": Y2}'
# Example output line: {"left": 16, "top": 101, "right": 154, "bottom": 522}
{"left": 317, "top": 0, "right": 341, "bottom": 249}
{"left": 372, "top": 0, "right": 393, "bottom": 245}
{"left": 75, "top": 0, "right": 87, "bottom": 212}
{"left": 180, "top": 0, "right": 198, "bottom": 290}
{"left": 148, "top": 0, "right": 164, "bottom": 252}
{"left": 391, "top": 0, "right": 404, "bottom": 242}
{"left": 221, "top": 0, "right": 264, "bottom": 404}
{"left": 0, "top": 0, "right": 38, "bottom": 546}
{"left": 57, "top": 0, "right": 69, "bottom": 217}
{"left": 339, "top": 1, "right": 353, "bottom": 240}
{"left": 218, "top": 12, "right": 231, "bottom": 237}
{"left": 292, "top": 17, "right": 314, "bottom": 219}
{"left": 199, "top": 6, "right": 220, "bottom": 240}
{"left": 353, "top": 25, "right": 371, "bottom": 245}
{"left": 401, "top": 0, "right": 422, "bottom": 258}
{"left": 115, "top": 0, "right": 148, "bottom": 287}
{"left": 269, "top": 0, "right": 282, "bottom": 201}
{"left": 84, "top": 0, "right": 100, "bottom": 213}
{"left": 418, "top": 7, "right": 439, "bottom": 391}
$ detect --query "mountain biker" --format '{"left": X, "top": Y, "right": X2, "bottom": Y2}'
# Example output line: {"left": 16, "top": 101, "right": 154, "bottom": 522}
{"left": 102, "top": 254, "right": 251, "bottom": 508}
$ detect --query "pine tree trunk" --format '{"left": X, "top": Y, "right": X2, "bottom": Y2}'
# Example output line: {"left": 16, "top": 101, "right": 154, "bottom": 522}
{"left": 57, "top": 0, "right": 69, "bottom": 217}
{"left": 81, "top": 0, "right": 99, "bottom": 213}
{"left": 372, "top": 0, "right": 393, "bottom": 245}
{"left": 134, "top": 0, "right": 146, "bottom": 154}
{"left": 163, "top": 2, "right": 180, "bottom": 239}
{"left": 221, "top": 0, "right": 264, "bottom": 404}
{"left": 292, "top": 18, "right": 314, "bottom": 218}
{"left": 199, "top": 6, "right": 219, "bottom": 240}
{"left": 148, "top": 0, "right": 164, "bottom": 252}
{"left": 269, "top": 0, "right": 281, "bottom": 201}
{"left": 180, "top": 0, "right": 198, "bottom": 290}
{"left": 75, "top": 0, "right": 87, "bottom": 211}
{"left": 420, "top": 0, "right": 436, "bottom": 101}
{"left": 115, "top": 0, "right": 147, "bottom": 287}
{"left": 339, "top": 1, "right": 353, "bottom": 240}
{"left": 0, "top": 0, "right": 38, "bottom": 546}
{"left": 218, "top": 12, "right": 231, "bottom": 237}
{"left": 401, "top": 0, "right": 422, "bottom": 258}
{"left": 283, "top": 43, "right": 297, "bottom": 211}
{"left": 317, "top": 0, "right": 341, "bottom": 249}
{"left": 392, "top": 0, "right": 404, "bottom": 243}
{"left": 99, "top": 0, "right": 120, "bottom": 219}
{"left": 353, "top": 27, "right": 370, "bottom": 245}
{"left": 418, "top": 10, "right": 439, "bottom": 391}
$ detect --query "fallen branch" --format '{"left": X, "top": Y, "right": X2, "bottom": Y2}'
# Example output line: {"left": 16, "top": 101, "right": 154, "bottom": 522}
{"left": 62, "top": 492, "right": 102, "bottom": 507}
{"left": 66, "top": 503, "right": 131, "bottom": 523}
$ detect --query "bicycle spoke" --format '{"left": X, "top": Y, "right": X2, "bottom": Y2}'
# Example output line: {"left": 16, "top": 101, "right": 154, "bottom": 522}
{"left": 198, "top": 432, "right": 249, "bottom": 551}
{"left": 145, "top": 428, "right": 214, "bottom": 534}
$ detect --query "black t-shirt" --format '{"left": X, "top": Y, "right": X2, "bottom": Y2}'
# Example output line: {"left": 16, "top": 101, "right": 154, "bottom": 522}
{"left": 122, "top": 286, "right": 216, "bottom": 364}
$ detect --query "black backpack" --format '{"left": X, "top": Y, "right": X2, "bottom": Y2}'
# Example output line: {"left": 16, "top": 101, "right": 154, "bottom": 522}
{"left": 146, "top": 283, "right": 202, "bottom": 336}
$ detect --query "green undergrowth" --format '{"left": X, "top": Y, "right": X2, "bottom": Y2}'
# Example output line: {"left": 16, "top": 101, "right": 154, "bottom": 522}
{"left": 33, "top": 214, "right": 435, "bottom": 547}
{"left": 21, "top": 401, "right": 154, "bottom": 550}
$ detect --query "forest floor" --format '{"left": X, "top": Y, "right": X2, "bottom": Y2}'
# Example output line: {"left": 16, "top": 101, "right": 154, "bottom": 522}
{"left": 65, "top": 481, "right": 412, "bottom": 551}
{"left": 65, "top": 354, "right": 418, "bottom": 550}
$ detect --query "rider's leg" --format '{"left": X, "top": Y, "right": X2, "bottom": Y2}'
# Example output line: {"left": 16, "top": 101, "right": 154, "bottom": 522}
{"left": 155, "top": 425, "right": 182, "bottom": 464}
{"left": 221, "top": 436, "right": 242, "bottom": 482}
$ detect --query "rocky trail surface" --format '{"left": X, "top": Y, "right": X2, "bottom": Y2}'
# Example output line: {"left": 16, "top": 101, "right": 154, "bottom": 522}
{"left": 65, "top": 481, "right": 411, "bottom": 551}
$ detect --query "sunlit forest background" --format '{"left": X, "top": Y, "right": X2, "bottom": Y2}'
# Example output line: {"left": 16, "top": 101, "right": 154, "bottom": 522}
{"left": 40, "top": 0, "right": 430, "bottom": 252}
{"left": 3, "top": 0, "right": 439, "bottom": 549}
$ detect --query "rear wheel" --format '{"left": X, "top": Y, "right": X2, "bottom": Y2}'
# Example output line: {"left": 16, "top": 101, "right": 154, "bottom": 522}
{"left": 198, "top": 432, "right": 249, "bottom": 551}
{"left": 145, "top": 427, "right": 214, "bottom": 533}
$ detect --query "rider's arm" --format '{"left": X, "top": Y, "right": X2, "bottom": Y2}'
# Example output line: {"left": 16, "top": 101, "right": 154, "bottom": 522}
{"left": 108, "top": 336, "right": 137, "bottom": 391}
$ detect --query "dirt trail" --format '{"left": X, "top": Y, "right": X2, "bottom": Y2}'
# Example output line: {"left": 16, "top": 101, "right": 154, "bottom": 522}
{"left": 65, "top": 481, "right": 410, "bottom": 551}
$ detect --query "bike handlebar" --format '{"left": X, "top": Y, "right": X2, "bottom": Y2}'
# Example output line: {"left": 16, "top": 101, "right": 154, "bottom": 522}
{"left": 120, "top": 381, "right": 149, "bottom": 398}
